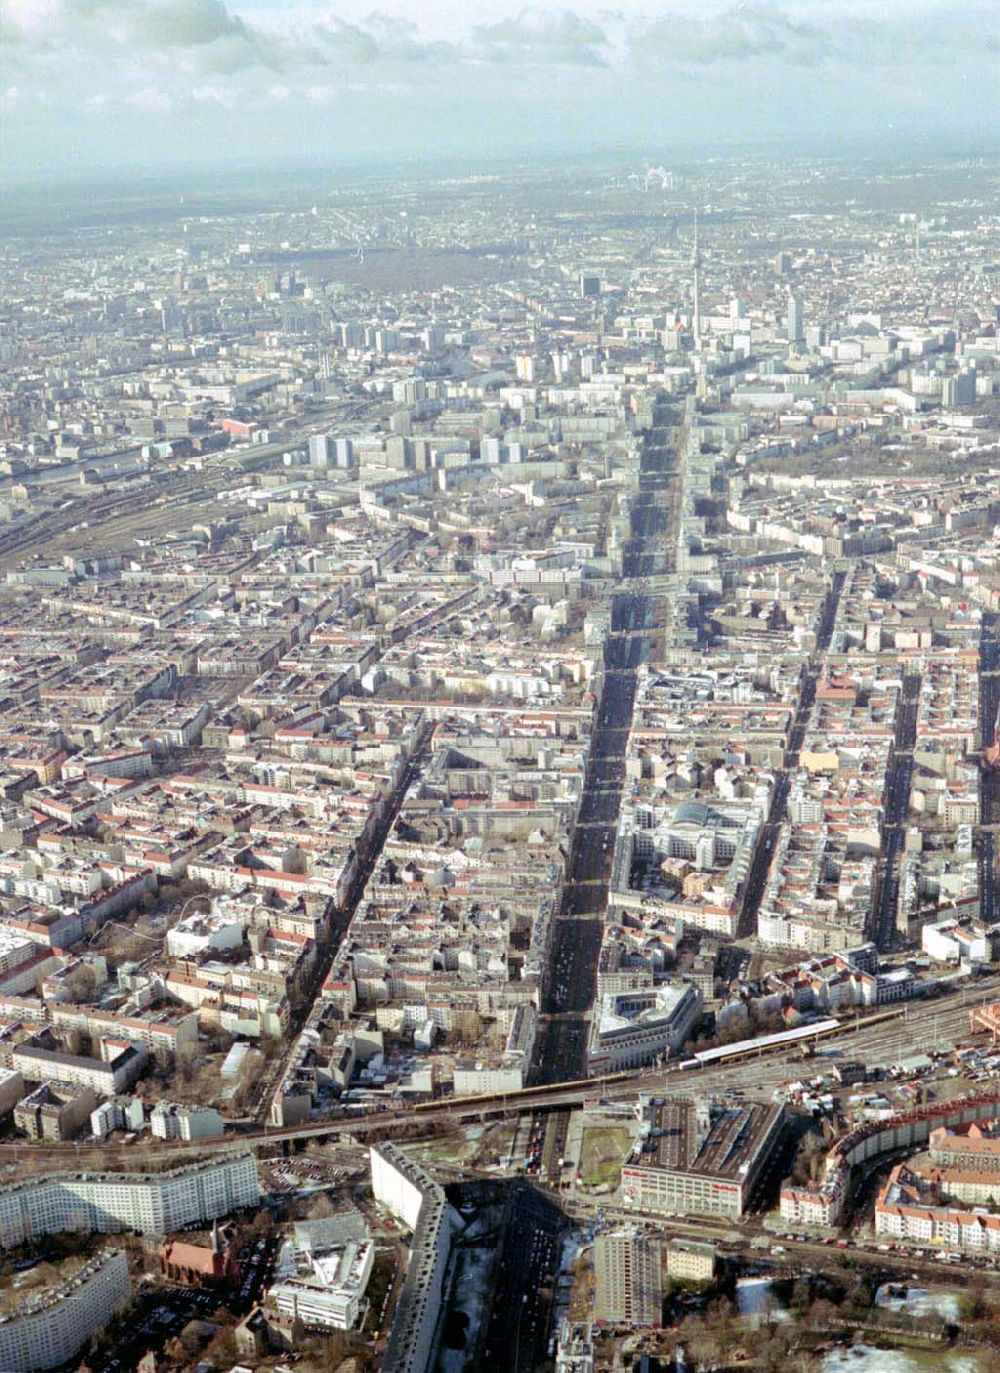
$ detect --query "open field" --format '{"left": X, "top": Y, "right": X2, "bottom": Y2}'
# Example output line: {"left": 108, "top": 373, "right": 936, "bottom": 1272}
{"left": 579, "top": 1125, "right": 632, "bottom": 1188}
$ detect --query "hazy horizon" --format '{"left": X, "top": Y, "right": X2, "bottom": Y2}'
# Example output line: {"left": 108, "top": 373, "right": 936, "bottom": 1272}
{"left": 3, "top": 0, "right": 998, "bottom": 181}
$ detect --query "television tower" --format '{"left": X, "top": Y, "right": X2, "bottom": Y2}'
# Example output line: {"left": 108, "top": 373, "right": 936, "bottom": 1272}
{"left": 692, "top": 207, "right": 702, "bottom": 351}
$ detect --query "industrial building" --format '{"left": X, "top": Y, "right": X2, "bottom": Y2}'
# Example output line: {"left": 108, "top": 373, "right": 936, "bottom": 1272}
{"left": 621, "top": 1096, "right": 785, "bottom": 1220}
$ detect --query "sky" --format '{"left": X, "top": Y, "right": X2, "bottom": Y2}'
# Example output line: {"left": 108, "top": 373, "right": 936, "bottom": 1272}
{"left": 1, "top": 0, "right": 998, "bottom": 179}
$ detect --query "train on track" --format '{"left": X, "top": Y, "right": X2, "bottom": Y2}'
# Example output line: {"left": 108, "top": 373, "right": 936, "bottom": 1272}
{"left": 0, "top": 1005, "right": 910, "bottom": 1159}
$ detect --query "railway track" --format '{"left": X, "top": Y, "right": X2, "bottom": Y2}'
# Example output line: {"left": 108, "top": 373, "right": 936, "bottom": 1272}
{"left": 0, "top": 1003, "right": 934, "bottom": 1168}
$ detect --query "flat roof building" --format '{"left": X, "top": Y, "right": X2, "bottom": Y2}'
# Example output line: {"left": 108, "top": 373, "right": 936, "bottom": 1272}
{"left": 622, "top": 1096, "right": 785, "bottom": 1221}
{"left": 0, "top": 1248, "right": 130, "bottom": 1373}
{"left": 587, "top": 982, "right": 702, "bottom": 1075}
{"left": 0, "top": 1153, "right": 260, "bottom": 1246}
{"left": 666, "top": 1238, "right": 716, "bottom": 1283}
{"left": 268, "top": 1214, "right": 374, "bottom": 1331}
{"left": 594, "top": 1227, "right": 663, "bottom": 1328}
{"left": 371, "top": 1142, "right": 455, "bottom": 1373}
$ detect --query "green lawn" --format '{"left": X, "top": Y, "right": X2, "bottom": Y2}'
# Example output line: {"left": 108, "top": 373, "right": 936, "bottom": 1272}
{"left": 579, "top": 1125, "right": 633, "bottom": 1187}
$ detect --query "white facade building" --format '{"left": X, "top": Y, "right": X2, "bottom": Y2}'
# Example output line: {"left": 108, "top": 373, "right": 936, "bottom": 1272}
{"left": 166, "top": 911, "right": 246, "bottom": 959}
{"left": 452, "top": 1062, "right": 525, "bottom": 1096}
{"left": 269, "top": 1216, "right": 375, "bottom": 1331}
{"left": 0, "top": 1248, "right": 130, "bottom": 1372}
{"left": 922, "top": 917, "right": 997, "bottom": 964}
{"left": 371, "top": 1143, "right": 454, "bottom": 1373}
{"left": 370, "top": 1143, "right": 426, "bottom": 1231}
{"left": 0, "top": 1154, "right": 259, "bottom": 1244}
{"left": 150, "top": 1102, "right": 225, "bottom": 1142}
{"left": 587, "top": 982, "right": 702, "bottom": 1074}
{"left": 90, "top": 1096, "right": 145, "bottom": 1140}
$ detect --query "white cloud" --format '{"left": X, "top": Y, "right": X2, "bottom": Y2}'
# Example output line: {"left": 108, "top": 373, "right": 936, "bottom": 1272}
{"left": 191, "top": 83, "right": 239, "bottom": 105}
{"left": 125, "top": 85, "right": 173, "bottom": 111}
{"left": 303, "top": 83, "right": 337, "bottom": 105}
{"left": 4, "top": 0, "right": 282, "bottom": 71}
{"left": 471, "top": 7, "right": 610, "bottom": 66}
{"left": 2, "top": 0, "right": 997, "bottom": 173}
{"left": 631, "top": 5, "right": 830, "bottom": 67}
{"left": 7, "top": 0, "right": 998, "bottom": 82}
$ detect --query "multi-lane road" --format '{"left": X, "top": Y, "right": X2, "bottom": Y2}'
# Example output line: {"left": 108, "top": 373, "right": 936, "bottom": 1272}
{"left": 870, "top": 672, "right": 920, "bottom": 949}
{"left": 980, "top": 613, "right": 999, "bottom": 924}
{"left": 533, "top": 406, "right": 681, "bottom": 1083}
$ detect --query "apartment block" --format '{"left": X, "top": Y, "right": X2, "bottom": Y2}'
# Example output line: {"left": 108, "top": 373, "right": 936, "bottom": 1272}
{"left": 594, "top": 1227, "right": 663, "bottom": 1327}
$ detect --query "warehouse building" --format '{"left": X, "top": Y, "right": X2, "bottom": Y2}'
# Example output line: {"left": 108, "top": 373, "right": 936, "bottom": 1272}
{"left": 621, "top": 1096, "right": 785, "bottom": 1220}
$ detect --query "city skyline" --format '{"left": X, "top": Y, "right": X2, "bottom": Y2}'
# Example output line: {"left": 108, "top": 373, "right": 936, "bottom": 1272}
{"left": 3, "top": 9, "right": 1000, "bottom": 1362}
